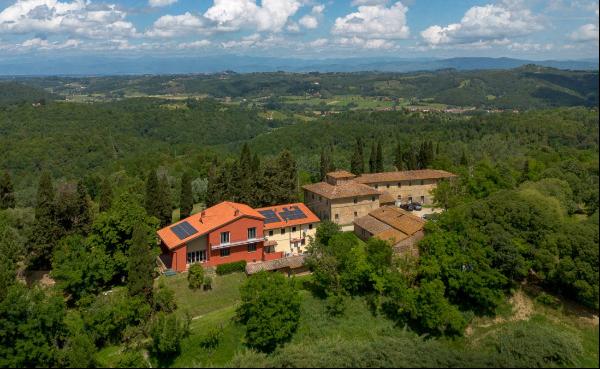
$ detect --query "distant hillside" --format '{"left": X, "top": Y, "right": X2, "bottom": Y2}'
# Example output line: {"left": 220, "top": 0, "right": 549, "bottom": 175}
{"left": 0, "top": 81, "right": 62, "bottom": 105}
{"left": 0, "top": 55, "right": 596, "bottom": 76}
{"left": 14, "top": 66, "right": 597, "bottom": 110}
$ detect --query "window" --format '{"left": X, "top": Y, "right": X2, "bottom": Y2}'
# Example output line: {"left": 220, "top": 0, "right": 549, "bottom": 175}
{"left": 421, "top": 196, "right": 425, "bottom": 203}
{"left": 408, "top": 181, "right": 412, "bottom": 186}
{"left": 374, "top": 184, "right": 378, "bottom": 189}
{"left": 354, "top": 211, "right": 358, "bottom": 217}
{"left": 268, "top": 230, "right": 273, "bottom": 237}
{"left": 335, "top": 214, "right": 339, "bottom": 220}
{"left": 281, "top": 228, "right": 285, "bottom": 235}
{"left": 371, "top": 196, "right": 375, "bottom": 201}
{"left": 353, "top": 197, "right": 358, "bottom": 204}
{"left": 420, "top": 180, "right": 424, "bottom": 185}
{"left": 292, "top": 226, "right": 297, "bottom": 232}
{"left": 220, "top": 248, "right": 230, "bottom": 257}
{"left": 247, "top": 227, "right": 256, "bottom": 240}
{"left": 220, "top": 231, "right": 230, "bottom": 245}
{"left": 247, "top": 244, "right": 256, "bottom": 252}
{"left": 408, "top": 196, "right": 413, "bottom": 203}
{"left": 308, "top": 223, "right": 313, "bottom": 230}
{"left": 187, "top": 250, "right": 207, "bottom": 264}
{"left": 386, "top": 184, "right": 390, "bottom": 188}
{"left": 265, "top": 246, "right": 275, "bottom": 253}
{"left": 398, "top": 182, "right": 402, "bottom": 188}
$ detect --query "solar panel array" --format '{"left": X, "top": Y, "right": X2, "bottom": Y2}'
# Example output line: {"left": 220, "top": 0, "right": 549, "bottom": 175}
{"left": 279, "top": 206, "right": 307, "bottom": 221}
{"left": 170, "top": 221, "right": 198, "bottom": 240}
{"left": 259, "top": 210, "right": 281, "bottom": 224}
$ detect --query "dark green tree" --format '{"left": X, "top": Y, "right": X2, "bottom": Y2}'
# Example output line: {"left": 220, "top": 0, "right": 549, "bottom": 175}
{"left": 0, "top": 170, "right": 15, "bottom": 209}
{"left": 157, "top": 174, "right": 172, "bottom": 227}
{"left": 394, "top": 142, "right": 404, "bottom": 171}
{"left": 127, "top": 225, "right": 157, "bottom": 301}
{"left": 29, "top": 171, "right": 60, "bottom": 268}
{"left": 369, "top": 142, "right": 376, "bottom": 173}
{"left": 150, "top": 312, "right": 189, "bottom": 359}
{"left": 237, "top": 271, "right": 301, "bottom": 353}
{"left": 274, "top": 150, "right": 298, "bottom": 204}
{"left": 188, "top": 263, "right": 205, "bottom": 290}
{"left": 376, "top": 141, "right": 384, "bottom": 172}
{"left": 205, "top": 159, "right": 222, "bottom": 207}
{"left": 145, "top": 169, "right": 160, "bottom": 217}
{"left": 179, "top": 171, "right": 194, "bottom": 219}
{"left": 350, "top": 138, "right": 365, "bottom": 175}
{"left": 98, "top": 177, "right": 113, "bottom": 212}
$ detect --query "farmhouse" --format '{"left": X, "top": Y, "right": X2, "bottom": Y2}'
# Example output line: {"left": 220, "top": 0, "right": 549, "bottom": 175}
{"left": 303, "top": 169, "right": 456, "bottom": 230}
{"left": 156, "top": 201, "right": 320, "bottom": 273}
{"left": 354, "top": 206, "right": 425, "bottom": 256}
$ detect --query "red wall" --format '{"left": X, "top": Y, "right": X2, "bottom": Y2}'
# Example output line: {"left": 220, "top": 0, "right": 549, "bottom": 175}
{"left": 207, "top": 216, "right": 264, "bottom": 246}
{"left": 171, "top": 246, "right": 188, "bottom": 272}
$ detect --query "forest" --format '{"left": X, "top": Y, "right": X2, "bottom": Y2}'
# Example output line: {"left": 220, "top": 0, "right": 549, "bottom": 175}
{"left": 0, "top": 73, "right": 598, "bottom": 367}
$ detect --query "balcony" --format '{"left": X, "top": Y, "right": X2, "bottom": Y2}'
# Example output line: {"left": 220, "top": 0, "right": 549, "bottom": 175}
{"left": 211, "top": 236, "right": 266, "bottom": 250}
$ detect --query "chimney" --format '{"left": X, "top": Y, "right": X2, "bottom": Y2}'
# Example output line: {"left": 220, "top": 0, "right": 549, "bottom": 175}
{"left": 234, "top": 209, "right": 240, "bottom": 216}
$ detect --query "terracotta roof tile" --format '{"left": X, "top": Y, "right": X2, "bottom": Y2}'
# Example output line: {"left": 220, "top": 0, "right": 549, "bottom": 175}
{"left": 379, "top": 191, "right": 396, "bottom": 205}
{"left": 157, "top": 201, "right": 265, "bottom": 250}
{"left": 353, "top": 215, "right": 391, "bottom": 235}
{"left": 354, "top": 169, "right": 457, "bottom": 184}
{"left": 245, "top": 254, "right": 306, "bottom": 274}
{"left": 369, "top": 206, "right": 425, "bottom": 236}
{"left": 326, "top": 170, "right": 357, "bottom": 179}
{"left": 303, "top": 181, "right": 381, "bottom": 199}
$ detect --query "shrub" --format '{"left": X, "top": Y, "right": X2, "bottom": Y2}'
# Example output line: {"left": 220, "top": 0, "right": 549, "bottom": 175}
{"left": 325, "top": 293, "right": 346, "bottom": 317}
{"left": 203, "top": 276, "right": 213, "bottom": 291}
{"left": 153, "top": 282, "right": 177, "bottom": 312}
{"left": 216, "top": 260, "right": 247, "bottom": 275}
{"left": 116, "top": 351, "right": 149, "bottom": 368}
{"left": 150, "top": 312, "right": 190, "bottom": 358}
{"left": 535, "top": 292, "right": 561, "bottom": 308}
{"left": 199, "top": 326, "right": 222, "bottom": 349}
{"left": 187, "top": 264, "right": 204, "bottom": 290}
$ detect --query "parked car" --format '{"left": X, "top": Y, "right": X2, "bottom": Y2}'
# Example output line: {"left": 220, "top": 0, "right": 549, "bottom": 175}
{"left": 401, "top": 203, "right": 414, "bottom": 211}
{"left": 412, "top": 202, "right": 423, "bottom": 211}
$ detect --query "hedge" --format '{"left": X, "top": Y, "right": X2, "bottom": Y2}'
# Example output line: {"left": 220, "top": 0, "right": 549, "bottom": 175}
{"left": 216, "top": 260, "right": 247, "bottom": 275}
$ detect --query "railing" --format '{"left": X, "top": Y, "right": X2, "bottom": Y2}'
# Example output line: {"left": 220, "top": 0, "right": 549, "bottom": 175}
{"left": 211, "top": 236, "right": 266, "bottom": 250}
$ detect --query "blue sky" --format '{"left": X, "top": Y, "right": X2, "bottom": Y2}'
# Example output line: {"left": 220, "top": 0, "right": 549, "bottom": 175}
{"left": 0, "top": 0, "right": 598, "bottom": 60}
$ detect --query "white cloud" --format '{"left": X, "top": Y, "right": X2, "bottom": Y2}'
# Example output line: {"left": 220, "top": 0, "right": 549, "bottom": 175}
{"left": 309, "top": 38, "right": 328, "bottom": 47}
{"left": 177, "top": 39, "right": 211, "bottom": 49}
{"left": 146, "top": 12, "right": 205, "bottom": 38}
{"left": 204, "top": 0, "right": 301, "bottom": 33}
{"left": 299, "top": 14, "right": 318, "bottom": 29}
{"left": 570, "top": 23, "right": 599, "bottom": 42}
{"left": 332, "top": 2, "right": 409, "bottom": 40}
{"left": 19, "top": 37, "right": 80, "bottom": 50}
{"left": 0, "top": 0, "right": 136, "bottom": 39}
{"left": 351, "top": 0, "right": 389, "bottom": 5}
{"left": 336, "top": 36, "right": 396, "bottom": 49}
{"left": 149, "top": 0, "right": 177, "bottom": 7}
{"left": 421, "top": 2, "right": 542, "bottom": 46}
{"left": 311, "top": 4, "right": 325, "bottom": 14}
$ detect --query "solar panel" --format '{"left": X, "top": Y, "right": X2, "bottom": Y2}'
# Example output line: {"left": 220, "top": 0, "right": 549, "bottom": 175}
{"left": 170, "top": 221, "right": 198, "bottom": 240}
{"left": 170, "top": 225, "right": 188, "bottom": 240}
{"left": 180, "top": 221, "right": 198, "bottom": 237}
{"left": 259, "top": 210, "right": 281, "bottom": 224}
{"left": 278, "top": 208, "right": 307, "bottom": 221}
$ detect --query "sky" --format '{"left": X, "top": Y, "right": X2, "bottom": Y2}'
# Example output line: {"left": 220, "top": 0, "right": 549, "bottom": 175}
{"left": 0, "top": 0, "right": 598, "bottom": 60}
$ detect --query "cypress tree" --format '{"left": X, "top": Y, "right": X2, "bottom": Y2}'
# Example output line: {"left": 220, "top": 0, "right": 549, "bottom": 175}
{"left": 98, "top": 177, "right": 113, "bottom": 212}
{"left": 350, "top": 138, "right": 364, "bottom": 175}
{"left": 327, "top": 145, "right": 336, "bottom": 173}
{"left": 206, "top": 160, "right": 220, "bottom": 207}
{"left": 0, "top": 171, "right": 15, "bottom": 209}
{"left": 404, "top": 148, "right": 418, "bottom": 170}
{"left": 394, "top": 143, "right": 404, "bottom": 171}
{"left": 435, "top": 142, "right": 440, "bottom": 156}
{"left": 357, "top": 138, "right": 365, "bottom": 174}
{"left": 520, "top": 159, "right": 530, "bottom": 183}
{"left": 376, "top": 141, "right": 384, "bottom": 172}
{"left": 158, "top": 175, "right": 172, "bottom": 227}
{"left": 180, "top": 172, "right": 194, "bottom": 219}
{"left": 369, "top": 142, "right": 376, "bottom": 173}
{"left": 275, "top": 150, "right": 298, "bottom": 204}
{"left": 29, "top": 171, "right": 60, "bottom": 268}
{"left": 460, "top": 150, "right": 469, "bottom": 166}
{"left": 73, "top": 181, "right": 93, "bottom": 235}
{"left": 320, "top": 147, "right": 328, "bottom": 181}
{"left": 127, "top": 225, "right": 155, "bottom": 302}
{"left": 145, "top": 169, "right": 160, "bottom": 217}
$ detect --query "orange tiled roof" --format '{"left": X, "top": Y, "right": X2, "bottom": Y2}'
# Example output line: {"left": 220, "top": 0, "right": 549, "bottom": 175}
{"left": 326, "top": 170, "right": 357, "bottom": 179}
{"left": 157, "top": 201, "right": 265, "bottom": 250}
{"left": 353, "top": 206, "right": 425, "bottom": 244}
{"left": 379, "top": 191, "right": 396, "bottom": 205}
{"left": 303, "top": 181, "right": 381, "bottom": 199}
{"left": 255, "top": 202, "right": 320, "bottom": 230}
{"left": 354, "top": 169, "right": 457, "bottom": 184}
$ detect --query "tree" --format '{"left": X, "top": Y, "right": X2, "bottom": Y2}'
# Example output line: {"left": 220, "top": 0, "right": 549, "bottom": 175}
{"left": 273, "top": 150, "right": 298, "bottom": 204}
{"left": 127, "top": 225, "right": 157, "bottom": 301}
{"left": 154, "top": 282, "right": 177, "bottom": 313}
{"left": 350, "top": 138, "right": 364, "bottom": 175}
{"left": 403, "top": 148, "right": 418, "bottom": 170}
{"left": 145, "top": 169, "right": 160, "bottom": 216}
{"left": 415, "top": 279, "right": 466, "bottom": 336}
{"left": 376, "top": 141, "right": 384, "bottom": 172}
{"left": 0, "top": 227, "right": 20, "bottom": 299}
{"left": 157, "top": 174, "right": 172, "bottom": 227}
{"left": 0, "top": 170, "right": 15, "bottom": 209}
{"left": 320, "top": 146, "right": 334, "bottom": 181}
{"left": 29, "top": 171, "right": 60, "bottom": 268}
{"left": 188, "top": 263, "right": 205, "bottom": 290}
{"left": 205, "top": 159, "right": 222, "bottom": 207}
{"left": 369, "top": 142, "right": 376, "bottom": 173}
{"left": 237, "top": 272, "right": 301, "bottom": 353}
{"left": 98, "top": 177, "right": 113, "bottom": 212}
{"left": 150, "top": 312, "right": 189, "bottom": 358}
{"left": 394, "top": 142, "right": 404, "bottom": 171}
{"left": 179, "top": 171, "right": 194, "bottom": 219}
